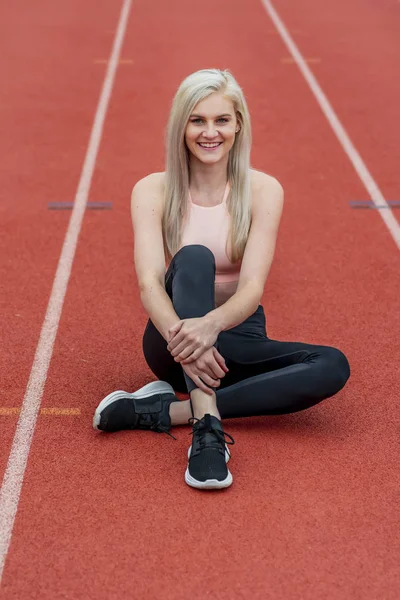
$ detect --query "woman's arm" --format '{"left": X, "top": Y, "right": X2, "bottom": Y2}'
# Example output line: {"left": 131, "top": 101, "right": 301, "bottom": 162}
{"left": 205, "top": 174, "right": 284, "bottom": 333}
{"left": 131, "top": 174, "right": 180, "bottom": 341}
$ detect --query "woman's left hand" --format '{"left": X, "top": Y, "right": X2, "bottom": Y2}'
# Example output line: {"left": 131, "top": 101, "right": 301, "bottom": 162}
{"left": 167, "top": 316, "right": 220, "bottom": 364}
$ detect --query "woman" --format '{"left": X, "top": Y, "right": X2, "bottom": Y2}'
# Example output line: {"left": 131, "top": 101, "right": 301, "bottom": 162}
{"left": 93, "top": 69, "right": 350, "bottom": 491}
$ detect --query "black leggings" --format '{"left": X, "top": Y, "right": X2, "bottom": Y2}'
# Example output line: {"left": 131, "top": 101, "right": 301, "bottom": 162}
{"left": 142, "top": 245, "right": 351, "bottom": 419}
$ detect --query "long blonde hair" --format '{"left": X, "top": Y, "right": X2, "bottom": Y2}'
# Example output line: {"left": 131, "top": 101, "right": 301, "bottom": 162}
{"left": 162, "top": 68, "right": 252, "bottom": 264}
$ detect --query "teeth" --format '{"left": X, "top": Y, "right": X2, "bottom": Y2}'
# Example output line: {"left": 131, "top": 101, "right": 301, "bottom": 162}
{"left": 199, "top": 143, "right": 221, "bottom": 148}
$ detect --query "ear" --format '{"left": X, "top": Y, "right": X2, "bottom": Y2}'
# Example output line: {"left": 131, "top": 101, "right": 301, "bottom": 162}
{"left": 235, "top": 113, "right": 242, "bottom": 133}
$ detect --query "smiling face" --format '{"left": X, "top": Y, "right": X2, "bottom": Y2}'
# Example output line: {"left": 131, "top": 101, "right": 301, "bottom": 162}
{"left": 185, "top": 92, "right": 239, "bottom": 164}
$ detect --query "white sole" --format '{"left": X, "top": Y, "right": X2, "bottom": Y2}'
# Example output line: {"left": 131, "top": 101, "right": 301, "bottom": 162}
{"left": 92, "top": 381, "right": 175, "bottom": 430}
{"left": 184, "top": 467, "right": 233, "bottom": 490}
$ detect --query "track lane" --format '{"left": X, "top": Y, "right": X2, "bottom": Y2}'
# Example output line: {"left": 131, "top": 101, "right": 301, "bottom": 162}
{"left": 268, "top": 0, "right": 400, "bottom": 232}
{"left": 0, "top": 0, "right": 122, "bottom": 474}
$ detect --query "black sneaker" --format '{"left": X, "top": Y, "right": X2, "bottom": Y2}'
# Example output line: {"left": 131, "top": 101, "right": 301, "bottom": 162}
{"left": 185, "top": 414, "right": 235, "bottom": 490}
{"left": 93, "top": 381, "right": 178, "bottom": 439}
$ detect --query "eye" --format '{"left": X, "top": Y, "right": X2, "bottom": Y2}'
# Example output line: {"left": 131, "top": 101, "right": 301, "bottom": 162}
{"left": 189, "top": 117, "right": 230, "bottom": 124}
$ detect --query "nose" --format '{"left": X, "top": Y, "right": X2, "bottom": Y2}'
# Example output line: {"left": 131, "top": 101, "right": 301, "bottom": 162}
{"left": 202, "top": 122, "right": 219, "bottom": 139}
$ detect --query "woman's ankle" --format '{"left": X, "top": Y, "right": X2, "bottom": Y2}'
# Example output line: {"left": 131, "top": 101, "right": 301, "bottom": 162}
{"left": 168, "top": 390, "right": 221, "bottom": 426}
{"left": 190, "top": 389, "right": 221, "bottom": 421}
{"left": 169, "top": 399, "right": 192, "bottom": 426}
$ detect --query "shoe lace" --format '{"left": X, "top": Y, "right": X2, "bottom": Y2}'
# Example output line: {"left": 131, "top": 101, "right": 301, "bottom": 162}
{"left": 187, "top": 416, "right": 235, "bottom": 451}
{"left": 138, "top": 413, "right": 177, "bottom": 440}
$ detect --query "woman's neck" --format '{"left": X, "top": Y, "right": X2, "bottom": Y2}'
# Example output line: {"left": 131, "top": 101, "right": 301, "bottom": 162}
{"left": 188, "top": 156, "right": 229, "bottom": 195}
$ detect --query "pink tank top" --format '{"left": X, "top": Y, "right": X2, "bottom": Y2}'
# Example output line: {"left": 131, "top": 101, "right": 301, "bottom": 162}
{"left": 179, "top": 181, "right": 241, "bottom": 284}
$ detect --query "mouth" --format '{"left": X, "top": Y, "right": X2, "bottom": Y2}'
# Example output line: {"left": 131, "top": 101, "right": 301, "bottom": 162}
{"left": 197, "top": 142, "right": 223, "bottom": 151}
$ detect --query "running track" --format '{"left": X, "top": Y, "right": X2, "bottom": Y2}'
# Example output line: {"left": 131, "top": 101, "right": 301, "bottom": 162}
{"left": 0, "top": 0, "right": 399, "bottom": 598}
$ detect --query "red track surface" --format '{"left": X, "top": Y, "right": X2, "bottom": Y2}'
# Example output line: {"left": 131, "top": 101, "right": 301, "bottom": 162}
{"left": 1, "top": 0, "right": 399, "bottom": 598}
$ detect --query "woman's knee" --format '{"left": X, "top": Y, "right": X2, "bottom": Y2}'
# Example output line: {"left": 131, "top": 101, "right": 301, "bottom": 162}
{"left": 174, "top": 245, "right": 215, "bottom": 270}
{"left": 321, "top": 346, "right": 351, "bottom": 394}
{"left": 172, "top": 245, "right": 216, "bottom": 286}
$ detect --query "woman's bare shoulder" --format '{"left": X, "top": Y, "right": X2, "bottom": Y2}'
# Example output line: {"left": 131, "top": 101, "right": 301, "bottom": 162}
{"left": 132, "top": 171, "right": 166, "bottom": 195}
{"left": 250, "top": 168, "right": 283, "bottom": 193}
{"left": 249, "top": 169, "right": 284, "bottom": 220}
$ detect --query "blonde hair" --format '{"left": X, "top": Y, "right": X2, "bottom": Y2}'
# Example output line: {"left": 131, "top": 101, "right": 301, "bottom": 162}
{"left": 162, "top": 68, "right": 252, "bottom": 264}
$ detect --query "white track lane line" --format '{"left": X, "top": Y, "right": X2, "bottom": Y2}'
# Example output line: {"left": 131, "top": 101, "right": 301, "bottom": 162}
{"left": 0, "top": 0, "right": 133, "bottom": 582}
{"left": 261, "top": 0, "right": 400, "bottom": 250}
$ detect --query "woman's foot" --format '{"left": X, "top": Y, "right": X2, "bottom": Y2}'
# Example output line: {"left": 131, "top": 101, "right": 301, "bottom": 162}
{"left": 93, "top": 381, "right": 178, "bottom": 438}
{"left": 185, "top": 414, "right": 235, "bottom": 490}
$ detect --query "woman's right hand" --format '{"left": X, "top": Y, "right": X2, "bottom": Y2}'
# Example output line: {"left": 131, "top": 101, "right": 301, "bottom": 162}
{"left": 181, "top": 347, "right": 229, "bottom": 395}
